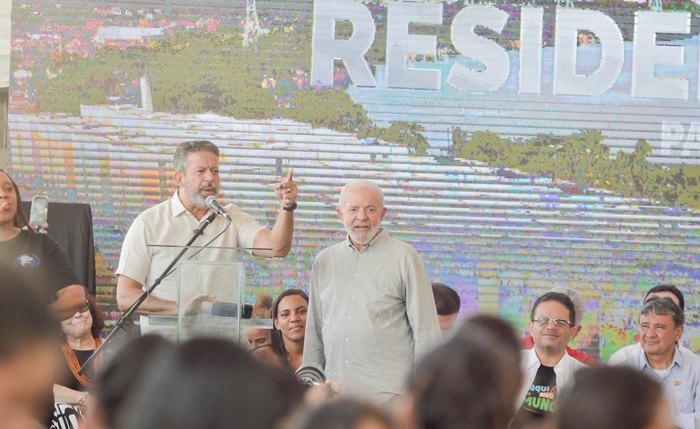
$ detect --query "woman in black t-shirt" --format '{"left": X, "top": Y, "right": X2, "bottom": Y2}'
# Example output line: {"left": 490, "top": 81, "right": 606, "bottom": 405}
{"left": 0, "top": 169, "right": 85, "bottom": 319}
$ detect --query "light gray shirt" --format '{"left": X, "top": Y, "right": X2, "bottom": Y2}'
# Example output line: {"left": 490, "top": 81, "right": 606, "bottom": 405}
{"left": 621, "top": 345, "right": 700, "bottom": 429}
{"left": 609, "top": 342, "right": 690, "bottom": 365}
{"left": 302, "top": 229, "right": 441, "bottom": 404}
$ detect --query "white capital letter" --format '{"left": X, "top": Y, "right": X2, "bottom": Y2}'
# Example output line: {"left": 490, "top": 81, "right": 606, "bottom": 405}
{"left": 311, "top": 0, "right": 377, "bottom": 88}
{"left": 519, "top": 7, "right": 544, "bottom": 94}
{"left": 553, "top": 8, "right": 624, "bottom": 96}
{"left": 632, "top": 12, "right": 690, "bottom": 100}
{"left": 449, "top": 6, "right": 510, "bottom": 92}
{"left": 385, "top": 1, "right": 443, "bottom": 90}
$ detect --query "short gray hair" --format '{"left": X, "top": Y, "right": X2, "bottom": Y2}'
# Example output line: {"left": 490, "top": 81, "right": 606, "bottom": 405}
{"left": 173, "top": 140, "right": 220, "bottom": 173}
{"left": 641, "top": 297, "right": 684, "bottom": 328}
{"left": 549, "top": 286, "right": 585, "bottom": 326}
{"left": 338, "top": 180, "right": 384, "bottom": 207}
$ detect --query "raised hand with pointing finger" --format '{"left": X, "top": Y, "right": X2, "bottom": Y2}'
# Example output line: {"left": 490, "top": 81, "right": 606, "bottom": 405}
{"left": 116, "top": 140, "right": 297, "bottom": 339}
{"left": 274, "top": 168, "right": 298, "bottom": 211}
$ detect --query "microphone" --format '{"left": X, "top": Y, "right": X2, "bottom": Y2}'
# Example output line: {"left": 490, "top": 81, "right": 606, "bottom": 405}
{"left": 205, "top": 196, "right": 231, "bottom": 221}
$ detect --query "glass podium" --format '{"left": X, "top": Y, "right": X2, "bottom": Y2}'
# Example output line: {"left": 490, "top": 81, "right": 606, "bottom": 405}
{"left": 144, "top": 245, "right": 275, "bottom": 344}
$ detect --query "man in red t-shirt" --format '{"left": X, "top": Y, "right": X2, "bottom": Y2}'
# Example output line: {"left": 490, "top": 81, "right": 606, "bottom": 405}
{"left": 522, "top": 286, "right": 596, "bottom": 365}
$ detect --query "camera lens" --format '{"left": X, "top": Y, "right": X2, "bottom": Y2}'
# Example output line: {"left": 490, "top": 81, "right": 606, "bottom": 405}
{"left": 294, "top": 363, "right": 325, "bottom": 389}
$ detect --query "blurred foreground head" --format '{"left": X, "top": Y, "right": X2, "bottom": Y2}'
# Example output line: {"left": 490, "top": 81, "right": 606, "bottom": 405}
{"left": 117, "top": 337, "right": 304, "bottom": 429}
{"left": 88, "top": 335, "right": 175, "bottom": 429}
{"left": 0, "top": 265, "right": 61, "bottom": 427}
{"left": 557, "top": 366, "right": 673, "bottom": 429}
{"left": 292, "top": 398, "right": 394, "bottom": 429}
{"left": 406, "top": 315, "right": 522, "bottom": 429}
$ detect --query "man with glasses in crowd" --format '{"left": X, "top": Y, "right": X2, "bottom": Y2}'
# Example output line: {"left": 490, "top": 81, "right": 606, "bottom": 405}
{"left": 512, "top": 292, "right": 588, "bottom": 428}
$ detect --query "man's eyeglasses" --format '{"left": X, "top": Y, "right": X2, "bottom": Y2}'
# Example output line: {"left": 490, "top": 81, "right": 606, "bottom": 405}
{"left": 532, "top": 317, "right": 572, "bottom": 328}
{"left": 78, "top": 301, "right": 90, "bottom": 314}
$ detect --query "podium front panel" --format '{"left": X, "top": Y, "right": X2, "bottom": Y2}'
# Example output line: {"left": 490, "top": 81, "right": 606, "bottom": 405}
{"left": 144, "top": 245, "right": 275, "bottom": 344}
{"left": 178, "top": 259, "right": 245, "bottom": 342}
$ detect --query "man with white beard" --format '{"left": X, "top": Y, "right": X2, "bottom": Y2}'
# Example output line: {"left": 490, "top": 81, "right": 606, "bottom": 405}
{"left": 302, "top": 179, "right": 440, "bottom": 406}
{"left": 116, "top": 140, "right": 297, "bottom": 335}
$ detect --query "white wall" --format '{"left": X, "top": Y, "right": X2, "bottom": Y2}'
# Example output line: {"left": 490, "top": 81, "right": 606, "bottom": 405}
{"left": 0, "top": 0, "right": 9, "bottom": 166}
{"left": 0, "top": 0, "right": 10, "bottom": 88}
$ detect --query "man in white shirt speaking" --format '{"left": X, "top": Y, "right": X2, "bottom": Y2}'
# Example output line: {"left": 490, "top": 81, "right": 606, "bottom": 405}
{"left": 116, "top": 140, "right": 297, "bottom": 335}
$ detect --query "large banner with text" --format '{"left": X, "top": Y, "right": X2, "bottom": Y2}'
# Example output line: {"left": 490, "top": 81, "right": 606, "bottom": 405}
{"left": 9, "top": 0, "right": 700, "bottom": 359}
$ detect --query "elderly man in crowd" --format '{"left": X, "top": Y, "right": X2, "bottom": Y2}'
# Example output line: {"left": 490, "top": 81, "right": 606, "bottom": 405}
{"left": 609, "top": 284, "right": 686, "bottom": 365}
{"left": 116, "top": 140, "right": 297, "bottom": 335}
{"left": 620, "top": 297, "right": 700, "bottom": 429}
{"left": 303, "top": 179, "right": 441, "bottom": 406}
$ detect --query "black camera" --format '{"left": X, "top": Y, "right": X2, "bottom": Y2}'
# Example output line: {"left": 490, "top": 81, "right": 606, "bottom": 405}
{"left": 210, "top": 302, "right": 252, "bottom": 318}
{"left": 295, "top": 363, "right": 326, "bottom": 389}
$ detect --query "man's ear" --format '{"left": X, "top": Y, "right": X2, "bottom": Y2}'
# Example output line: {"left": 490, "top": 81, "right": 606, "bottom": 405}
{"left": 675, "top": 325, "right": 685, "bottom": 344}
{"left": 174, "top": 171, "right": 184, "bottom": 188}
{"left": 336, "top": 206, "right": 343, "bottom": 221}
{"left": 570, "top": 325, "right": 582, "bottom": 340}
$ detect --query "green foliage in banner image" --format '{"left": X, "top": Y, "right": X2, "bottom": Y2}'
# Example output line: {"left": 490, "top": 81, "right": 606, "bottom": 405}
{"left": 29, "top": 23, "right": 699, "bottom": 207}
{"left": 453, "top": 129, "right": 700, "bottom": 211}
{"left": 32, "top": 28, "right": 428, "bottom": 154}
{"left": 283, "top": 88, "right": 371, "bottom": 134}
{"left": 35, "top": 54, "right": 121, "bottom": 114}
{"left": 360, "top": 122, "right": 430, "bottom": 155}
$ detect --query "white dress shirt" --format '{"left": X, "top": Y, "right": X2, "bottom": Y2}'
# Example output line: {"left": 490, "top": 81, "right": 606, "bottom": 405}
{"left": 116, "top": 192, "right": 264, "bottom": 333}
{"left": 516, "top": 347, "right": 588, "bottom": 411}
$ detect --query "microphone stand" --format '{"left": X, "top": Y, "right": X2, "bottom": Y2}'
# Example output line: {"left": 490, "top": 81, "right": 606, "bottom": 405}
{"left": 79, "top": 211, "right": 219, "bottom": 374}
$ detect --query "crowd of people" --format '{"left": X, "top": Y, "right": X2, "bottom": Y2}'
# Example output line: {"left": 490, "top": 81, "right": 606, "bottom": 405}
{"left": 1, "top": 141, "right": 698, "bottom": 429}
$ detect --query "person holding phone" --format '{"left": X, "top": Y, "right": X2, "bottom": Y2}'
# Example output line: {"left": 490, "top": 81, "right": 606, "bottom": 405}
{"left": 28, "top": 194, "right": 49, "bottom": 232}
{"left": 0, "top": 169, "right": 85, "bottom": 320}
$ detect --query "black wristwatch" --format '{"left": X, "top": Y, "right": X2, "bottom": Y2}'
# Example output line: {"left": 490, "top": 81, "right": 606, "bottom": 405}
{"left": 282, "top": 202, "right": 297, "bottom": 212}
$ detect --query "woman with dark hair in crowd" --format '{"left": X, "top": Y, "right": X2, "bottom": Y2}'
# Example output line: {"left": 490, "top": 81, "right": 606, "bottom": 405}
{"left": 557, "top": 366, "right": 674, "bottom": 429}
{"left": 53, "top": 291, "right": 105, "bottom": 423}
{"left": 0, "top": 169, "right": 84, "bottom": 319}
{"left": 293, "top": 398, "right": 395, "bottom": 429}
{"left": 118, "top": 337, "right": 303, "bottom": 429}
{"left": 0, "top": 169, "right": 31, "bottom": 229}
{"left": 271, "top": 289, "right": 309, "bottom": 372}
